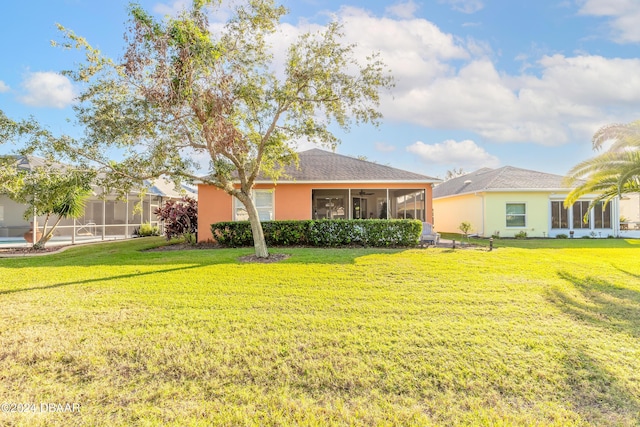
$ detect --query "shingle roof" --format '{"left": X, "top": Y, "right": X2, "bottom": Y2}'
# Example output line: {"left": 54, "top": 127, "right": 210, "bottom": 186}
{"left": 145, "top": 178, "right": 198, "bottom": 199}
{"left": 433, "top": 166, "right": 580, "bottom": 198}
{"left": 8, "top": 155, "right": 69, "bottom": 171}
{"left": 258, "top": 149, "right": 439, "bottom": 183}
{"left": 6, "top": 155, "right": 195, "bottom": 198}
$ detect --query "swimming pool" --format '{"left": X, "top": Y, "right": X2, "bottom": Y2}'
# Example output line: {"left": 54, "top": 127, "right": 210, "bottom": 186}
{"left": 0, "top": 239, "right": 26, "bottom": 244}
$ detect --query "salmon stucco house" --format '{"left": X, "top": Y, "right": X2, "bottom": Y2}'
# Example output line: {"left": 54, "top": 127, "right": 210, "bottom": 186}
{"left": 433, "top": 166, "right": 621, "bottom": 238}
{"left": 197, "top": 149, "right": 441, "bottom": 242}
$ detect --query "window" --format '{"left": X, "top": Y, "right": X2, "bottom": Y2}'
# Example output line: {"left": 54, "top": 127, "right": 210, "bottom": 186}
{"left": 234, "top": 190, "right": 274, "bottom": 221}
{"left": 254, "top": 190, "right": 274, "bottom": 221}
{"left": 572, "top": 201, "right": 590, "bottom": 229}
{"left": 506, "top": 203, "right": 526, "bottom": 227}
{"left": 551, "top": 201, "right": 568, "bottom": 229}
{"left": 594, "top": 202, "right": 611, "bottom": 228}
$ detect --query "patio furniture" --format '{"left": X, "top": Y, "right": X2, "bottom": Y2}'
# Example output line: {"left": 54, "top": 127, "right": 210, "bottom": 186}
{"left": 420, "top": 222, "right": 440, "bottom": 246}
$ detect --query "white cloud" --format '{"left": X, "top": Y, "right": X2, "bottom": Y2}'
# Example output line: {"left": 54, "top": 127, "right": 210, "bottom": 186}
{"left": 19, "top": 72, "right": 76, "bottom": 108}
{"left": 295, "top": 6, "right": 640, "bottom": 146}
{"left": 154, "top": 0, "right": 232, "bottom": 23}
{"left": 439, "top": 0, "right": 485, "bottom": 14}
{"left": 188, "top": 4, "right": 640, "bottom": 149}
{"left": 153, "top": 0, "right": 189, "bottom": 17}
{"left": 530, "top": 54, "right": 640, "bottom": 105}
{"left": 407, "top": 139, "right": 499, "bottom": 169}
{"left": 375, "top": 142, "right": 396, "bottom": 152}
{"left": 385, "top": 1, "right": 420, "bottom": 19}
{"left": 335, "top": 6, "right": 469, "bottom": 95}
{"left": 0, "top": 81, "right": 9, "bottom": 93}
{"left": 578, "top": 0, "right": 640, "bottom": 43}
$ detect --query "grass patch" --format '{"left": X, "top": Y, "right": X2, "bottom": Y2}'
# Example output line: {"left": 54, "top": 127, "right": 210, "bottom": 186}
{"left": 0, "top": 237, "right": 639, "bottom": 425}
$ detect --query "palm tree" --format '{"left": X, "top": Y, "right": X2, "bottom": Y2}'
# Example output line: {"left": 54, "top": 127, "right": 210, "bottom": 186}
{"left": 564, "top": 120, "right": 640, "bottom": 210}
{"left": 36, "top": 182, "right": 92, "bottom": 248}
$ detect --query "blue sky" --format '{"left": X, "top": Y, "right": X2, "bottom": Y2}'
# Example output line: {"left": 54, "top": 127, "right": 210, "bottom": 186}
{"left": 2, "top": 0, "right": 640, "bottom": 179}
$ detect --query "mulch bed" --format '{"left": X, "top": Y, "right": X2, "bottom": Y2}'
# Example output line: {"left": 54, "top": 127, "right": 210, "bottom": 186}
{"left": 238, "top": 253, "right": 291, "bottom": 263}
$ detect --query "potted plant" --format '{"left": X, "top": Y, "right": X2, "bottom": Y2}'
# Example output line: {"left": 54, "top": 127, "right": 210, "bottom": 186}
{"left": 23, "top": 222, "right": 42, "bottom": 243}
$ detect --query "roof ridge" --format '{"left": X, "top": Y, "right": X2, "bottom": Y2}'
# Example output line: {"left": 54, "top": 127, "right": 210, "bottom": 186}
{"left": 296, "top": 148, "right": 439, "bottom": 181}
{"left": 303, "top": 149, "right": 404, "bottom": 171}
{"left": 502, "top": 165, "right": 567, "bottom": 179}
{"left": 481, "top": 166, "right": 509, "bottom": 190}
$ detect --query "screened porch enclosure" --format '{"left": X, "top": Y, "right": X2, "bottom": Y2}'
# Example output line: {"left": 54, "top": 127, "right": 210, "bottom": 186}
{"left": 549, "top": 199, "right": 614, "bottom": 237}
{"left": 312, "top": 189, "right": 426, "bottom": 221}
{"left": 45, "top": 193, "right": 162, "bottom": 240}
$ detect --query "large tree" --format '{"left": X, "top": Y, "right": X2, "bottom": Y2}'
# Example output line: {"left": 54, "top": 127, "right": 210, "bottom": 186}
{"left": 48, "top": 0, "right": 393, "bottom": 258}
{"left": 565, "top": 120, "right": 640, "bottom": 210}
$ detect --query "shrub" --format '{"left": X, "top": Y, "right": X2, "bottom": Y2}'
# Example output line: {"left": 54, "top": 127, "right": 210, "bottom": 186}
{"left": 183, "top": 232, "right": 197, "bottom": 245}
{"left": 262, "top": 220, "right": 310, "bottom": 246}
{"left": 211, "top": 219, "right": 422, "bottom": 248}
{"left": 555, "top": 233, "right": 568, "bottom": 239}
{"left": 137, "top": 222, "right": 160, "bottom": 237}
{"left": 458, "top": 221, "right": 472, "bottom": 238}
{"left": 514, "top": 230, "right": 527, "bottom": 239}
{"left": 154, "top": 196, "right": 198, "bottom": 241}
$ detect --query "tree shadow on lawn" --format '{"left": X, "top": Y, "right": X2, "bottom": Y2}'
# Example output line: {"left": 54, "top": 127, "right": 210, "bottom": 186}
{"left": 558, "top": 346, "right": 640, "bottom": 425}
{"left": 612, "top": 265, "right": 640, "bottom": 280}
{"left": 549, "top": 271, "right": 640, "bottom": 338}
{"left": 545, "top": 272, "right": 640, "bottom": 423}
{"left": 0, "top": 264, "right": 203, "bottom": 296}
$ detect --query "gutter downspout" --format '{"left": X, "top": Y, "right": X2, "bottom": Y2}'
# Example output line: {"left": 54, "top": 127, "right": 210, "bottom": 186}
{"left": 475, "top": 192, "right": 485, "bottom": 237}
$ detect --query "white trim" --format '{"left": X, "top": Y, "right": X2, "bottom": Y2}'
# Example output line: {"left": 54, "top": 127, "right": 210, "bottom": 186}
{"left": 253, "top": 179, "right": 440, "bottom": 184}
{"left": 196, "top": 179, "right": 440, "bottom": 185}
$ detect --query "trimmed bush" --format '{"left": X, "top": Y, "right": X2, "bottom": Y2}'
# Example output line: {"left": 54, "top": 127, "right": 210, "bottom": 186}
{"left": 211, "top": 219, "right": 422, "bottom": 248}
{"left": 213, "top": 222, "right": 254, "bottom": 247}
{"left": 136, "top": 222, "right": 160, "bottom": 237}
{"left": 514, "top": 230, "right": 527, "bottom": 239}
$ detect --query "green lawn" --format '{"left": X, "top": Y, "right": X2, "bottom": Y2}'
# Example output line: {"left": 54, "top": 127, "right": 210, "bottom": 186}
{"left": 0, "top": 237, "right": 639, "bottom": 426}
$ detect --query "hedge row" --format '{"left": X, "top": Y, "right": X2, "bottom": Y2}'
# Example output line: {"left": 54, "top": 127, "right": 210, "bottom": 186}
{"left": 211, "top": 219, "right": 423, "bottom": 247}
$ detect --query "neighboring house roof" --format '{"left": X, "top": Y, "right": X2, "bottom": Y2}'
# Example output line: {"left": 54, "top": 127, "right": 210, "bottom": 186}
{"left": 433, "top": 166, "right": 582, "bottom": 199}
{"left": 9, "top": 155, "right": 69, "bottom": 172}
{"left": 256, "top": 148, "right": 440, "bottom": 183}
{"left": 6, "top": 155, "right": 196, "bottom": 199}
{"left": 145, "top": 178, "right": 198, "bottom": 199}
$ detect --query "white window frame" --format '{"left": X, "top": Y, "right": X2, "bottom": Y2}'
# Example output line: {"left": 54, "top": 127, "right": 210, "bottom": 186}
{"left": 506, "top": 202, "right": 527, "bottom": 228}
{"left": 233, "top": 189, "right": 274, "bottom": 221}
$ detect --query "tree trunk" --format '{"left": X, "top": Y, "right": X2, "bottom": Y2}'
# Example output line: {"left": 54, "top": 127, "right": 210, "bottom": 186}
{"left": 236, "top": 192, "right": 269, "bottom": 258}
{"left": 36, "top": 216, "right": 63, "bottom": 248}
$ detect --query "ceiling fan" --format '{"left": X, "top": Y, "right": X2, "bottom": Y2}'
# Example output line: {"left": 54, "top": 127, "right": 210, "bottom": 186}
{"left": 358, "top": 190, "right": 374, "bottom": 196}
